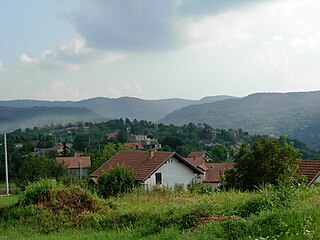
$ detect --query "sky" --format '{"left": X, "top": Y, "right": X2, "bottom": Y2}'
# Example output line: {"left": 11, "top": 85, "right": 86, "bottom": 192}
{"left": 1, "top": 0, "right": 320, "bottom": 101}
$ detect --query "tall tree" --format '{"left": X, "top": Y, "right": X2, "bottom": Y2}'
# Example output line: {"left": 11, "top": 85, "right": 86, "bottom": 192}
{"left": 17, "top": 155, "right": 66, "bottom": 190}
{"left": 223, "top": 137, "right": 301, "bottom": 190}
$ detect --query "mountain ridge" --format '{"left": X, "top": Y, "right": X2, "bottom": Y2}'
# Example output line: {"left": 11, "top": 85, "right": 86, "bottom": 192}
{"left": 160, "top": 90, "right": 320, "bottom": 149}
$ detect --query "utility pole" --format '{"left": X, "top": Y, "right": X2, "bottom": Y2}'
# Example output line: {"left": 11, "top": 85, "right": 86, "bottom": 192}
{"left": 4, "top": 133, "right": 9, "bottom": 196}
{"left": 78, "top": 159, "right": 82, "bottom": 179}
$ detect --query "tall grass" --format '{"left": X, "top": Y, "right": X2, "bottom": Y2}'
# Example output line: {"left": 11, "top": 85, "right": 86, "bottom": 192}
{"left": 0, "top": 180, "right": 319, "bottom": 239}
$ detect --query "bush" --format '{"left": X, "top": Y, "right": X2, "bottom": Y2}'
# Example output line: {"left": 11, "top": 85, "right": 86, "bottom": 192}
{"left": 188, "top": 182, "right": 215, "bottom": 194}
{"left": 98, "top": 164, "right": 136, "bottom": 198}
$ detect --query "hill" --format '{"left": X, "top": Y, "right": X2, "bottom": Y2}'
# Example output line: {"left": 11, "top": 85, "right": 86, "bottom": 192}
{"left": 0, "top": 106, "right": 101, "bottom": 133}
{"left": 195, "top": 95, "right": 238, "bottom": 104}
{"left": 161, "top": 91, "right": 320, "bottom": 149}
{"left": 0, "top": 97, "right": 195, "bottom": 122}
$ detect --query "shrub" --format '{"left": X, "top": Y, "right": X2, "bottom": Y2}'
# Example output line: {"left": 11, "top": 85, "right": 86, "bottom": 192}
{"left": 98, "top": 164, "right": 136, "bottom": 198}
{"left": 188, "top": 182, "right": 215, "bottom": 194}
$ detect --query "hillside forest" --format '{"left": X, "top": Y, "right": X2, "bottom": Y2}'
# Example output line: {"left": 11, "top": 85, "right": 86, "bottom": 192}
{"left": 1, "top": 118, "right": 319, "bottom": 182}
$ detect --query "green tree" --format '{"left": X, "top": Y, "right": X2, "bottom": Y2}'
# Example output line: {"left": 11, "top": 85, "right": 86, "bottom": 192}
{"left": 89, "top": 143, "right": 133, "bottom": 173}
{"left": 98, "top": 164, "right": 136, "bottom": 198}
{"left": 209, "top": 144, "right": 228, "bottom": 162}
{"left": 223, "top": 137, "right": 301, "bottom": 190}
{"left": 17, "top": 155, "right": 66, "bottom": 190}
{"left": 73, "top": 133, "right": 89, "bottom": 152}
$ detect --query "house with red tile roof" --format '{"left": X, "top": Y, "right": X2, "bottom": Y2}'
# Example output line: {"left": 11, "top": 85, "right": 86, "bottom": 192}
{"left": 91, "top": 150, "right": 204, "bottom": 189}
{"left": 186, "top": 152, "right": 234, "bottom": 187}
{"left": 298, "top": 160, "right": 320, "bottom": 186}
{"left": 107, "top": 130, "right": 120, "bottom": 140}
{"left": 187, "top": 151, "right": 213, "bottom": 162}
{"left": 57, "top": 156, "right": 91, "bottom": 178}
{"left": 124, "top": 142, "right": 145, "bottom": 151}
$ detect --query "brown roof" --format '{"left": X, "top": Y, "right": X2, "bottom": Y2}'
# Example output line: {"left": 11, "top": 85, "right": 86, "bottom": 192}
{"left": 203, "top": 163, "right": 235, "bottom": 183}
{"left": 298, "top": 160, "right": 320, "bottom": 186}
{"left": 91, "top": 151, "right": 203, "bottom": 181}
{"left": 186, "top": 157, "right": 206, "bottom": 169}
{"left": 49, "top": 143, "right": 64, "bottom": 151}
{"left": 124, "top": 142, "right": 145, "bottom": 150}
{"left": 185, "top": 157, "right": 234, "bottom": 183}
{"left": 107, "top": 131, "right": 119, "bottom": 140}
{"left": 57, "top": 156, "right": 91, "bottom": 169}
{"left": 187, "top": 151, "right": 207, "bottom": 158}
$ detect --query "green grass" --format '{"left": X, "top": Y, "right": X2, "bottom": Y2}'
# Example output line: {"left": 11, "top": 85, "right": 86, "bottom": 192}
{"left": 1, "top": 183, "right": 320, "bottom": 240}
{"left": 0, "top": 194, "right": 19, "bottom": 206}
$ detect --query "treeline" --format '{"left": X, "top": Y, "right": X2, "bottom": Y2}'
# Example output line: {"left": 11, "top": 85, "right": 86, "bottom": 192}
{"left": 1, "top": 118, "right": 320, "bottom": 182}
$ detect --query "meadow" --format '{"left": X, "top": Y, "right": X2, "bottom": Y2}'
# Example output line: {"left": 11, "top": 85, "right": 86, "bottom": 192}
{"left": 0, "top": 181, "right": 320, "bottom": 240}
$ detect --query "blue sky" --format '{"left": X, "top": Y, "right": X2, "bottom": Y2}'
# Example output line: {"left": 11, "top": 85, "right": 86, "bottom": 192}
{"left": 1, "top": 0, "right": 320, "bottom": 100}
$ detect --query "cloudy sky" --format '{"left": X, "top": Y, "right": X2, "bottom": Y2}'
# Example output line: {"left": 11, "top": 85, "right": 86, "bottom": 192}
{"left": 1, "top": 0, "right": 320, "bottom": 101}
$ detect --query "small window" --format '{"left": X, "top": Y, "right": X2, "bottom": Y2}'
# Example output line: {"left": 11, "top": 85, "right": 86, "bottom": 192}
{"left": 155, "top": 173, "right": 162, "bottom": 184}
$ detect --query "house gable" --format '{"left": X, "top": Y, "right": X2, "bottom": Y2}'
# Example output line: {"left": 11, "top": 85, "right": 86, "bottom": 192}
{"left": 298, "top": 160, "right": 320, "bottom": 186}
{"left": 144, "top": 156, "right": 200, "bottom": 188}
{"left": 90, "top": 151, "right": 203, "bottom": 186}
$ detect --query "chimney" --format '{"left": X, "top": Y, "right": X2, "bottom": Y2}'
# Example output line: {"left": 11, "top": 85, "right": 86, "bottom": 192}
{"left": 149, "top": 149, "right": 156, "bottom": 159}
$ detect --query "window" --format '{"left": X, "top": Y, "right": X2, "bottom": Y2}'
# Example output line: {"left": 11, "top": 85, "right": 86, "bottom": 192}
{"left": 155, "top": 173, "right": 162, "bottom": 184}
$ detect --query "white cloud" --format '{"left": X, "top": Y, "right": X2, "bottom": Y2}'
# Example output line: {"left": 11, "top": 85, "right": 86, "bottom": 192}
{"left": 290, "top": 31, "right": 320, "bottom": 53}
{"left": 59, "top": 37, "right": 87, "bottom": 56}
{"left": 104, "top": 83, "right": 146, "bottom": 98}
{"left": 19, "top": 54, "right": 37, "bottom": 65}
{"left": 106, "top": 87, "right": 122, "bottom": 98}
{"left": 0, "top": 60, "right": 5, "bottom": 72}
{"left": 32, "top": 79, "right": 90, "bottom": 101}
{"left": 187, "top": 11, "right": 253, "bottom": 50}
{"left": 93, "top": 53, "right": 126, "bottom": 65}
{"left": 272, "top": 36, "right": 284, "bottom": 42}
{"left": 135, "top": 84, "right": 146, "bottom": 97}
{"left": 242, "top": 51, "right": 295, "bottom": 81}
{"left": 15, "top": 37, "right": 126, "bottom": 72}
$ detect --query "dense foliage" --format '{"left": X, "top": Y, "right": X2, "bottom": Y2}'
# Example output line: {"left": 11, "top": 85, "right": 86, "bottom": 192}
{"left": 1, "top": 118, "right": 319, "bottom": 182}
{"left": 98, "top": 165, "right": 136, "bottom": 198}
{"left": 1, "top": 179, "right": 320, "bottom": 239}
{"left": 162, "top": 91, "right": 320, "bottom": 150}
{"left": 16, "top": 155, "right": 66, "bottom": 190}
{"left": 223, "top": 137, "right": 301, "bottom": 190}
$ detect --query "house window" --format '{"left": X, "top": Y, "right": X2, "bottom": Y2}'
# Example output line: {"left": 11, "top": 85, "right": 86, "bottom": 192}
{"left": 155, "top": 173, "right": 162, "bottom": 184}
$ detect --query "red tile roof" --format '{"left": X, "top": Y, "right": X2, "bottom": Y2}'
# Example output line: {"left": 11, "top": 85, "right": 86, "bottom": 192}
{"left": 57, "top": 156, "right": 91, "bottom": 169}
{"left": 49, "top": 143, "right": 64, "bottom": 151}
{"left": 91, "top": 151, "right": 203, "bottom": 181}
{"left": 186, "top": 157, "right": 206, "bottom": 169}
{"left": 185, "top": 157, "right": 234, "bottom": 183}
{"left": 124, "top": 142, "right": 145, "bottom": 150}
{"left": 298, "top": 160, "right": 320, "bottom": 186}
{"left": 107, "top": 131, "right": 119, "bottom": 140}
{"left": 187, "top": 151, "right": 207, "bottom": 158}
{"left": 203, "top": 163, "right": 235, "bottom": 183}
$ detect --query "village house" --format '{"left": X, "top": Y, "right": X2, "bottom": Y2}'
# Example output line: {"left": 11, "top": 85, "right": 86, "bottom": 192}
{"left": 91, "top": 150, "right": 204, "bottom": 189}
{"left": 107, "top": 130, "right": 120, "bottom": 140}
{"left": 57, "top": 156, "right": 91, "bottom": 178}
{"left": 186, "top": 151, "right": 234, "bottom": 187}
{"left": 128, "top": 134, "right": 161, "bottom": 149}
{"left": 124, "top": 142, "right": 145, "bottom": 151}
{"left": 298, "top": 160, "right": 320, "bottom": 186}
{"left": 32, "top": 143, "right": 71, "bottom": 156}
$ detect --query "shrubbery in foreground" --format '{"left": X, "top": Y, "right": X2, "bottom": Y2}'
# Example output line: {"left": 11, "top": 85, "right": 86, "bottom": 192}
{"left": 0, "top": 179, "right": 319, "bottom": 239}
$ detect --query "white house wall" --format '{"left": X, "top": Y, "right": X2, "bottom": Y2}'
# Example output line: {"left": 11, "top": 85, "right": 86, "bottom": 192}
{"left": 144, "top": 157, "right": 200, "bottom": 189}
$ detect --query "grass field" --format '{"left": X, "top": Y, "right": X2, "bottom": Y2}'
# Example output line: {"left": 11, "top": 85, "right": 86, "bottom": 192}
{"left": 1, "top": 183, "right": 320, "bottom": 240}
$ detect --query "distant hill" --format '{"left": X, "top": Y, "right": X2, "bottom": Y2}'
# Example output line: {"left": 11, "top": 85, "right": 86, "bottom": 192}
{"left": 161, "top": 91, "right": 320, "bottom": 149}
{"left": 0, "top": 106, "right": 101, "bottom": 133}
{"left": 195, "top": 95, "right": 238, "bottom": 104}
{"left": 0, "top": 97, "right": 195, "bottom": 122}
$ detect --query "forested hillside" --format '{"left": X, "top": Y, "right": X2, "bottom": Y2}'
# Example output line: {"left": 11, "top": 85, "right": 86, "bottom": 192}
{"left": 0, "top": 97, "right": 195, "bottom": 122}
{"left": 0, "top": 106, "right": 101, "bottom": 133}
{"left": 161, "top": 91, "right": 320, "bottom": 149}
